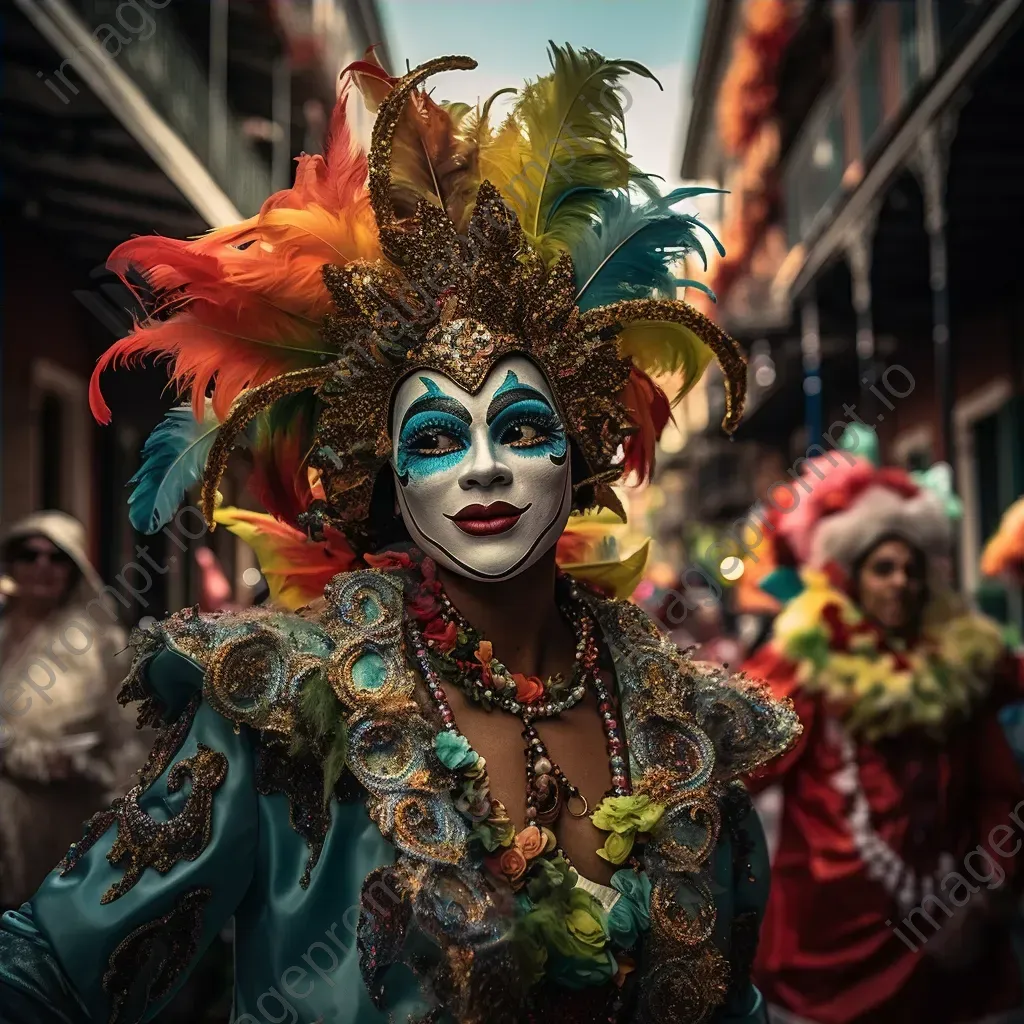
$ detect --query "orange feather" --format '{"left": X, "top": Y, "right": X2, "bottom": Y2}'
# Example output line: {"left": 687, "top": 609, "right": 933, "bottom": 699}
{"left": 213, "top": 507, "right": 357, "bottom": 610}
{"left": 91, "top": 79, "right": 378, "bottom": 425}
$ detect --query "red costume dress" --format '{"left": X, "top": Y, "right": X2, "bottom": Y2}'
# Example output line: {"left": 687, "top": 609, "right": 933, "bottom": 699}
{"left": 743, "top": 455, "right": 1024, "bottom": 1023}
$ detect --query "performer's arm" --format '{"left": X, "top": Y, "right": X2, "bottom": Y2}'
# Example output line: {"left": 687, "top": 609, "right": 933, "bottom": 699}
{"left": 716, "top": 789, "right": 771, "bottom": 1023}
{"left": 0, "top": 648, "right": 257, "bottom": 1023}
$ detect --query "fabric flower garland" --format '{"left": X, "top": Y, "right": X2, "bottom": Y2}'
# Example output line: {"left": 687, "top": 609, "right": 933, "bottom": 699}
{"left": 774, "top": 571, "right": 1006, "bottom": 740}
{"left": 435, "top": 731, "right": 654, "bottom": 992}
{"left": 591, "top": 794, "right": 665, "bottom": 864}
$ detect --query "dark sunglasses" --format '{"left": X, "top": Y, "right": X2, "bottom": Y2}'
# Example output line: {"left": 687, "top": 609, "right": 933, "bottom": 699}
{"left": 868, "top": 558, "right": 923, "bottom": 581}
{"left": 9, "top": 545, "right": 74, "bottom": 567}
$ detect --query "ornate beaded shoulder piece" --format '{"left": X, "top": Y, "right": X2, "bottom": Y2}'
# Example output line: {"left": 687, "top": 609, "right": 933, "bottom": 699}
{"left": 89, "top": 44, "right": 746, "bottom": 554}
{"left": 586, "top": 593, "right": 800, "bottom": 1021}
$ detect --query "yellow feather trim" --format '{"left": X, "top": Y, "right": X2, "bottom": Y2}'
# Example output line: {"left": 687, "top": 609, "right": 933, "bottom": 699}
{"left": 771, "top": 571, "right": 1006, "bottom": 740}
{"left": 617, "top": 320, "right": 714, "bottom": 404}
{"left": 563, "top": 539, "right": 651, "bottom": 601}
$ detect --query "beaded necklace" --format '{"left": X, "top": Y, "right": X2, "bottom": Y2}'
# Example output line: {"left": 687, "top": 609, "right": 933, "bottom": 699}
{"left": 434, "top": 585, "right": 589, "bottom": 718}
{"left": 407, "top": 573, "right": 631, "bottom": 833}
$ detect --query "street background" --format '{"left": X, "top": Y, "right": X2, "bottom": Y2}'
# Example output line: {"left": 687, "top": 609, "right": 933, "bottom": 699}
{"left": 2, "top": 3, "right": 1023, "bottom": 1021}
{"left": 3, "top": 0, "right": 1021, "bottom": 641}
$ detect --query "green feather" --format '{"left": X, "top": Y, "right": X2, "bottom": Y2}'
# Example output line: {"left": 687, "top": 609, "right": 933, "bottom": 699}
{"left": 508, "top": 42, "right": 661, "bottom": 253}
{"left": 322, "top": 726, "right": 349, "bottom": 807}
{"left": 295, "top": 671, "right": 350, "bottom": 806}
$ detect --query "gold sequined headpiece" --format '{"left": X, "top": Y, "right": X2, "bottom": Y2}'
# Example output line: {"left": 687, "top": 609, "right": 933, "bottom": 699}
{"left": 92, "top": 46, "right": 746, "bottom": 548}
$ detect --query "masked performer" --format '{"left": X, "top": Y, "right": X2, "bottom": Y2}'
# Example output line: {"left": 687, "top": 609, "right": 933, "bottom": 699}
{"left": 743, "top": 447, "right": 1024, "bottom": 1024}
{"left": 0, "top": 47, "right": 799, "bottom": 1024}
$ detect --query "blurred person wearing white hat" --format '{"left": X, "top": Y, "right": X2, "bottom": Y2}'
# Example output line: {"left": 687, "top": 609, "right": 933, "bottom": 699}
{"left": 0, "top": 511, "right": 134, "bottom": 908}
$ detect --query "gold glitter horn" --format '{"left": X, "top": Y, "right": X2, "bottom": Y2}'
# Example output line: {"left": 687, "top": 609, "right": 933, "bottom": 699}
{"left": 201, "top": 366, "right": 334, "bottom": 529}
{"left": 579, "top": 298, "right": 748, "bottom": 434}
{"left": 367, "top": 54, "right": 479, "bottom": 242}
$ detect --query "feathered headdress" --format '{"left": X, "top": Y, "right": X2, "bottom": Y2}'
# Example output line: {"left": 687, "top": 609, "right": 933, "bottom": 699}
{"left": 92, "top": 44, "right": 746, "bottom": 554}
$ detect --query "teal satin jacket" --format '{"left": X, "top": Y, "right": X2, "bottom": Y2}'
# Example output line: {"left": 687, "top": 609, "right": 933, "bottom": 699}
{"left": 0, "top": 569, "right": 798, "bottom": 1023}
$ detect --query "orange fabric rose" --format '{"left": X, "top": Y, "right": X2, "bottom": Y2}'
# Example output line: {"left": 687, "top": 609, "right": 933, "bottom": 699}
{"left": 363, "top": 550, "right": 412, "bottom": 570}
{"left": 499, "top": 846, "right": 528, "bottom": 884}
{"left": 515, "top": 825, "right": 546, "bottom": 860}
{"left": 512, "top": 673, "right": 545, "bottom": 704}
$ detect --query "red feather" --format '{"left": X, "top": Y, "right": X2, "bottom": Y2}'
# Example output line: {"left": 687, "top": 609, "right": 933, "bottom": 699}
{"left": 555, "top": 530, "right": 594, "bottom": 564}
{"left": 249, "top": 415, "right": 317, "bottom": 525}
{"left": 621, "top": 368, "right": 671, "bottom": 483}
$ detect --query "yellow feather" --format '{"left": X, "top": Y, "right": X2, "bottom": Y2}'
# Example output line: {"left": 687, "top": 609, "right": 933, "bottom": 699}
{"left": 617, "top": 321, "right": 714, "bottom": 404}
{"left": 563, "top": 539, "right": 651, "bottom": 601}
{"left": 478, "top": 116, "right": 530, "bottom": 218}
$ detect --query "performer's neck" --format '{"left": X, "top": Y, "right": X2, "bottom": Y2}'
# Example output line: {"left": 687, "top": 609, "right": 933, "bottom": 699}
{"left": 438, "top": 551, "right": 574, "bottom": 680}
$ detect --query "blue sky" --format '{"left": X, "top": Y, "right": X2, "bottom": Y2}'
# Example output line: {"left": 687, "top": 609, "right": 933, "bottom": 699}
{"left": 377, "top": 0, "right": 708, "bottom": 187}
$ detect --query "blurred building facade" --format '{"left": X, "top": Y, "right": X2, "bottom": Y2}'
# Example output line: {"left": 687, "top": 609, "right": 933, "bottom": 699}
{"left": 676, "top": 0, "right": 1024, "bottom": 630}
{"left": 2, "top": 0, "right": 388, "bottom": 621}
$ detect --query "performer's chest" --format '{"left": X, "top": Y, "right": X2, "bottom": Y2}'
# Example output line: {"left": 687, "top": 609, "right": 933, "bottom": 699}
{"left": 441, "top": 680, "right": 619, "bottom": 885}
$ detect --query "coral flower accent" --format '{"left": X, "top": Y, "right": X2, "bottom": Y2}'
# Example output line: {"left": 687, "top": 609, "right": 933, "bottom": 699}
{"left": 499, "top": 846, "right": 528, "bottom": 884}
{"left": 513, "top": 673, "right": 545, "bottom": 704}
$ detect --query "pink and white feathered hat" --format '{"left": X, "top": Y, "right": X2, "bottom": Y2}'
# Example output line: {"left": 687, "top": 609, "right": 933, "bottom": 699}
{"left": 771, "top": 455, "right": 952, "bottom": 575}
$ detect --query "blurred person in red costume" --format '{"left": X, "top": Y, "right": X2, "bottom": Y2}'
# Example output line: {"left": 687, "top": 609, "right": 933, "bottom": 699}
{"left": 742, "top": 428, "right": 1024, "bottom": 1024}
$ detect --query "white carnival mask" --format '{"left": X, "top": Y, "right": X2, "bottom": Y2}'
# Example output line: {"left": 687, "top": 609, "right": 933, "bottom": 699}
{"left": 390, "top": 355, "right": 573, "bottom": 581}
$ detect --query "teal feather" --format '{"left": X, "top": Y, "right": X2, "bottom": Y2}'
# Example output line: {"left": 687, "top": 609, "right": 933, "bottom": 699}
{"left": 839, "top": 423, "right": 880, "bottom": 466}
{"left": 129, "top": 402, "right": 220, "bottom": 534}
{"left": 571, "top": 187, "right": 726, "bottom": 312}
{"left": 760, "top": 566, "right": 805, "bottom": 604}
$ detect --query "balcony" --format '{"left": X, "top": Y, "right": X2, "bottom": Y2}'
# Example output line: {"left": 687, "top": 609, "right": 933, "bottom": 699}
{"left": 783, "top": 0, "right": 984, "bottom": 249}
{"left": 67, "top": 0, "right": 272, "bottom": 217}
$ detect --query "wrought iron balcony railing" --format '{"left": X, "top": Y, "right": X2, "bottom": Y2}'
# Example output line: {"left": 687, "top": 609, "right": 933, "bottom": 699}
{"left": 68, "top": 0, "right": 271, "bottom": 217}
{"left": 782, "top": 0, "right": 982, "bottom": 249}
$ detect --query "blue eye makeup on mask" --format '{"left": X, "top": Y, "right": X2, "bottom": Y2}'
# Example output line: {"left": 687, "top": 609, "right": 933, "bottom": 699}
{"left": 485, "top": 372, "right": 566, "bottom": 460}
{"left": 489, "top": 400, "right": 567, "bottom": 459}
{"left": 396, "top": 379, "right": 472, "bottom": 481}
{"left": 396, "top": 412, "right": 471, "bottom": 480}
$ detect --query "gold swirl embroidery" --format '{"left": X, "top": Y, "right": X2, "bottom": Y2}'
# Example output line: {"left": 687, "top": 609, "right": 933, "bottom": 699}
{"left": 205, "top": 628, "right": 296, "bottom": 735}
{"left": 637, "top": 948, "right": 730, "bottom": 1024}
{"left": 320, "top": 571, "right": 468, "bottom": 866}
{"left": 102, "top": 745, "right": 228, "bottom": 904}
